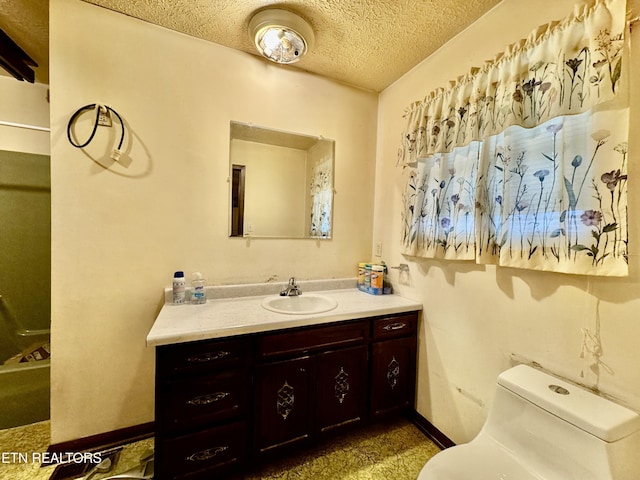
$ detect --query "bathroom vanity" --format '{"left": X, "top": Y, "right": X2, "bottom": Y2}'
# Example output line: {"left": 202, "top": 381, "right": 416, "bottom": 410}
{"left": 147, "top": 283, "right": 421, "bottom": 480}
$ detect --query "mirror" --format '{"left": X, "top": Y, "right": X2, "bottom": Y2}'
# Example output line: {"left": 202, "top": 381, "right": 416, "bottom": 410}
{"left": 229, "top": 121, "right": 334, "bottom": 238}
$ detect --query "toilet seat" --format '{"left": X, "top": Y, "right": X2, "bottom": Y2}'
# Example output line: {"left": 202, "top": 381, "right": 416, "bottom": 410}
{"left": 417, "top": 436, "right": 540, "bottom": 480}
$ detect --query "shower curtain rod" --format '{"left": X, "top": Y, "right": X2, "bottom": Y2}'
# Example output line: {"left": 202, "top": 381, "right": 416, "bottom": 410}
{"left": 0, "top": 120, "right": 50, "bottom": 132}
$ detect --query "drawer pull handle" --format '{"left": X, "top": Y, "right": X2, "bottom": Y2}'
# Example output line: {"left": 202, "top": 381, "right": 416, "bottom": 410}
{"left": 383, "top": 322, "right": 407, "bottom": 331}
{"left": 187, "top": 351, "right": 230, "bottom": 363}
{"left": 186, "top": 392, "right": 230, "bottom": 406}
{"left": 186, "top": 446, "right": 228, "bottom": 462}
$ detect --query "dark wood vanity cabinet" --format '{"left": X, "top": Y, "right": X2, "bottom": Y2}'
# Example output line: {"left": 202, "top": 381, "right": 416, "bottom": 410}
{"left": 154, "top": 311, "right": 418, "bottom": 480}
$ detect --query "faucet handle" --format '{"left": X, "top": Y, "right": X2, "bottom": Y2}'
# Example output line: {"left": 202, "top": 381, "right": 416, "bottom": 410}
{"left": 289, "top": 277, "right": 297, "bottom": 285}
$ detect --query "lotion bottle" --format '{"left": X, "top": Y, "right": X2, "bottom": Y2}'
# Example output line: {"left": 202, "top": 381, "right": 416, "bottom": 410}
{"left": 172, "top": 271, "right": 186, "bottom": 304}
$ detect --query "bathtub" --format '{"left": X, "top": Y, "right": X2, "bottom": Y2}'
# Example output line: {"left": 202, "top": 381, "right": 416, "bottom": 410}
{"left": 0, "top": 294, "right": 51, "bottom": 429}
{"left": 0, "top": 320, "right": 50, "bottom": 430}
{"left": 0, "top": 358, "right": 50, "bottom": 430}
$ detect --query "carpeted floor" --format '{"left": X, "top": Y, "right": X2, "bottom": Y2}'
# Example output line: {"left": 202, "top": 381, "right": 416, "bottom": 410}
{"left": 246, "top": 420, "right": 440, "bottom": 480}
{"left": 0, "top": 418, "right": 440, "bottom": 479}
{"left": 0, "top": 422, "right": 154, "bottom": 480}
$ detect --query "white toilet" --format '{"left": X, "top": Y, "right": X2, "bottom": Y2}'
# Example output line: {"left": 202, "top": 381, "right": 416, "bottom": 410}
{"left": 418, "top": 364, "right": 640, "bottom": 480}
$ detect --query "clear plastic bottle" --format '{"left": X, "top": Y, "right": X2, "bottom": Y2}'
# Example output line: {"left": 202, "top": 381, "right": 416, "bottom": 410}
{"left": 172, "top": 271, "right": 186, "bottom": 304}
{"left": 191, "top": 272, "right": 206, "bottom": 304}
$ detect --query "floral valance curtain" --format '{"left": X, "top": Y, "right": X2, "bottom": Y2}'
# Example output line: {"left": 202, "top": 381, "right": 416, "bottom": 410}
{"left": 400, "top": 0, "right": 629, "bottom": 276}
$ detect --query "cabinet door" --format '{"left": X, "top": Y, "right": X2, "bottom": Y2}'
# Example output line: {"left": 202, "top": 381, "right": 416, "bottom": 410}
{"left": 254, "top": 356, "right": 313, "bottom": 455}
{"left": 316, "top": 346, "right": 367, "bottom": 435}
{"left": 370, "top": 336, "right": 416, "bottom": 418}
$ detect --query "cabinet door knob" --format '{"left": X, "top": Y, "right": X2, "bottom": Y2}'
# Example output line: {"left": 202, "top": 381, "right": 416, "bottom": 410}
{"left": 186, "top": 392, "right": 230, "bottom": 406}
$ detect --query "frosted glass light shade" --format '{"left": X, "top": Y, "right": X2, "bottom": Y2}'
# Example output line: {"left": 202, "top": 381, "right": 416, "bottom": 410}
{"left": 249, "top": 9, "right": 314, "bottom": 64}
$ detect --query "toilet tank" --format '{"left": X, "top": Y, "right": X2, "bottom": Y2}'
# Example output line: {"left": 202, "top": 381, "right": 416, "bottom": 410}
{"left": 481, "top": 364, "right": 640, "bottom": 480}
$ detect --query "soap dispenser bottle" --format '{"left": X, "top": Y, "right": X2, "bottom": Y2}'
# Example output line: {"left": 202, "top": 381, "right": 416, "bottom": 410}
{"left": 191, "top": 272, "right": 206, "bottom": 304}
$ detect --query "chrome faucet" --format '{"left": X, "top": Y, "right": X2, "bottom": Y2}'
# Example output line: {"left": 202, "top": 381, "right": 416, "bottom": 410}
{"left": 280, "top": 277, "right": 302, "bottom": 296}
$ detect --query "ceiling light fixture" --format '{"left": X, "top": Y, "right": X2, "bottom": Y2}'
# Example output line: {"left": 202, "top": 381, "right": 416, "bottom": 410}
{"left": 248, "top": 9, "right": 314, "bottom": 65}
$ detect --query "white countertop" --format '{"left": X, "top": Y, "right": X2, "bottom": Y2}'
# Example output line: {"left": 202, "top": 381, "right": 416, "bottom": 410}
{"left": 147, "top": 287, "right": 422, "bottom": 347}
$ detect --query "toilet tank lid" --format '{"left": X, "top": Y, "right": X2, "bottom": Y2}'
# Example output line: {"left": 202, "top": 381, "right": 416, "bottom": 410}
{"left": 498, "top": 365, "right": 640, "bottom": 442}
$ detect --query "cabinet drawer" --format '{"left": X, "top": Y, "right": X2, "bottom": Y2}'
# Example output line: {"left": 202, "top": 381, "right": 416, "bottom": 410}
{"left": 158, "top": 369, "right": 249, "bottom": 432}
{"left": 159, "top": 421, "right": 247, "bottom": 480}
{"left": 372, "top": 313, "right": 417, "bottom": 340}
{"left": 157, "top": 337, "right": 251, "bottom": 377}
{"left": 258, "top": 320, "right": 368, "bottom": 360}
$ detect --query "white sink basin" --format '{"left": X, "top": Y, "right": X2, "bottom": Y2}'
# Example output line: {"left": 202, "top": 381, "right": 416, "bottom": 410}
{"left": 261, "top": 294, "right": 338, "bottom": 315}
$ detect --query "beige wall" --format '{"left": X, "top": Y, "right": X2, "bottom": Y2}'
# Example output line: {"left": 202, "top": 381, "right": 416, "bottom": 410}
{"left": 376, "top": 0, "right": 640, "bottom": 443}
{"left": 49, "top": 0, "right": 377, "bottom": 443}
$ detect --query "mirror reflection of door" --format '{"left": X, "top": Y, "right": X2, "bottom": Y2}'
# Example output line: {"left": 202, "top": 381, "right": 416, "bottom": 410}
{"left": 231, "top": 164, "right": 245, "bottom": 237}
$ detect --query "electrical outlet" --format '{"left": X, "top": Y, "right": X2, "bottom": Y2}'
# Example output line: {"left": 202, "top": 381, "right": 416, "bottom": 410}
{"left": 98, "top": 109, "right": 112, "bottom": 127}
{"left": 375, "top": 241, "right": 383, "bottom": 257}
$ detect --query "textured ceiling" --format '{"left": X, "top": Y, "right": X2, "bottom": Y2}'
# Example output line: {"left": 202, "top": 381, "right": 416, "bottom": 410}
{"left": 81, "top": 0, "right": 502, "bottom": 91}
{"left": 1, "top": 0, "right": 503, "bottom": 91}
